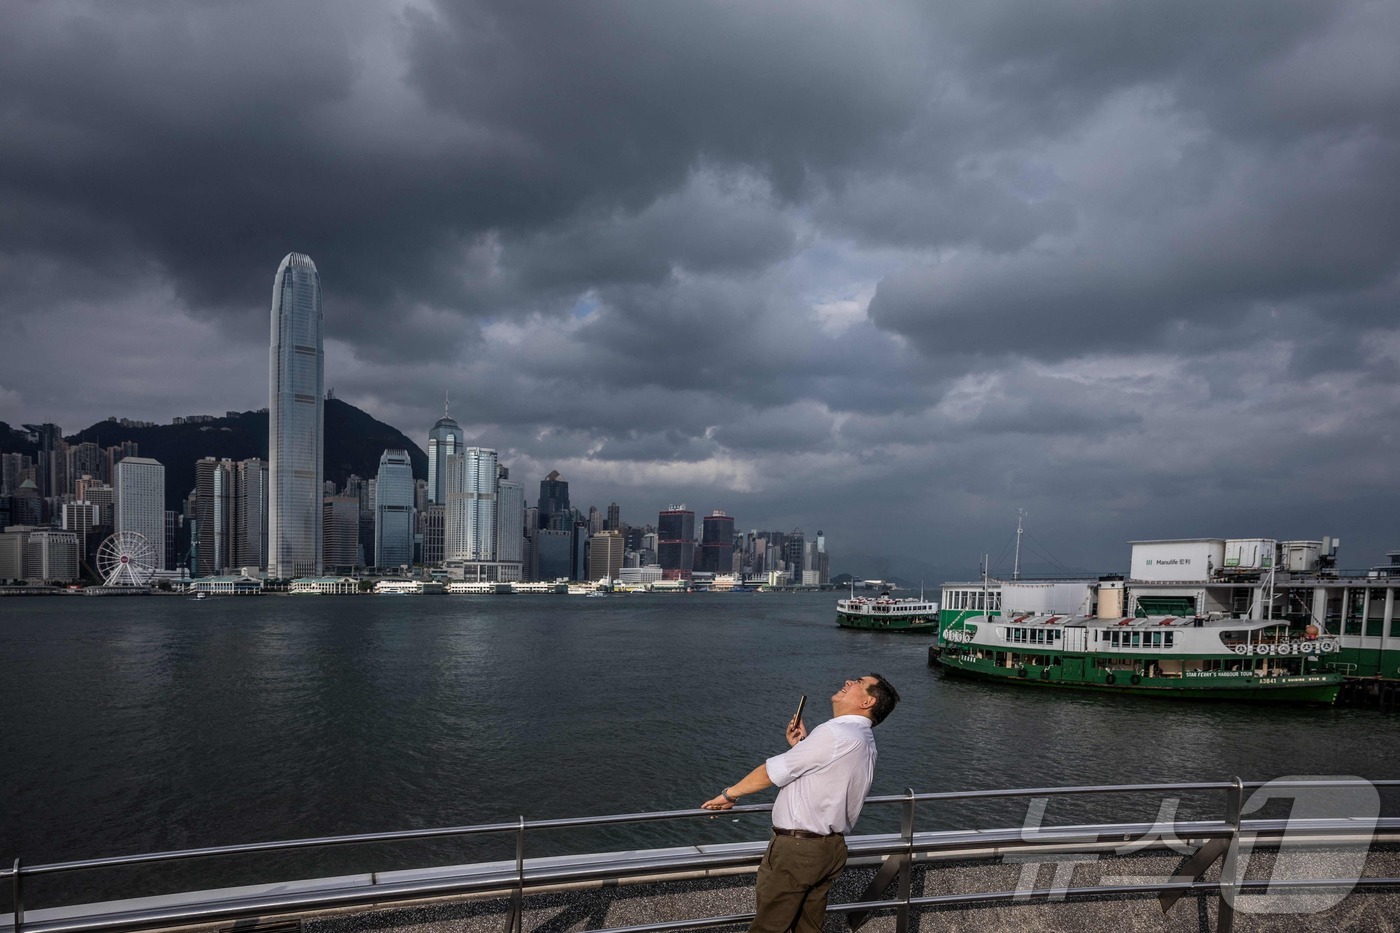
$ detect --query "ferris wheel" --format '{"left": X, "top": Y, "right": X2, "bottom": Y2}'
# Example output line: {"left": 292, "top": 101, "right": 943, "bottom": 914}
{"left": 96, "top": 531, "right": 158, "bottom": 587}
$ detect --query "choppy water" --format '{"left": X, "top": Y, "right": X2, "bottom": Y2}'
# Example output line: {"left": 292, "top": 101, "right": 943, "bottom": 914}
{"left": 1, "top": 592, "right": 1393, "bottom": 904}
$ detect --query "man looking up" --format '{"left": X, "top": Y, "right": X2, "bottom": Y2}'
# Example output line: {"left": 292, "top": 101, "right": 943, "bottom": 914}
{"left": 702, "top": 674, "right": 900, "bottom": 933}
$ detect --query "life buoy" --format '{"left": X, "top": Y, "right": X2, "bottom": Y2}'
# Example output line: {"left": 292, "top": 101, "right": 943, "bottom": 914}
{"left": 1130, "top": 674, "right": 1142, "bottom": 685}
{"left": 1105, "top": 673, "right": 1117, "bottom": 685}
{"left": 1017, "top": 668, "right": 1028, "bottom": 678}
{"left": 1040, "top": 668, "right": 1050, "bottom": 681}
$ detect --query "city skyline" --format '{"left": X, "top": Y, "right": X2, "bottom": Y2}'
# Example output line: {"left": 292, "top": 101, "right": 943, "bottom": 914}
{"left": 2, "top": 2, "right": 1397, "bottom": 582}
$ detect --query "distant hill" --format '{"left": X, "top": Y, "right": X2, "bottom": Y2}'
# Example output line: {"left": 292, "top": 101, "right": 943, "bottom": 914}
{"left": 65, "top": 399, "right": 426, "bottom": 511}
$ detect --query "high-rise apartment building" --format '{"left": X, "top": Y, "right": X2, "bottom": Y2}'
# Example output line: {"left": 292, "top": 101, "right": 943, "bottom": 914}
{"left": 114, "top": 456, "right": 166, "bottom": 569}
{"left": 427, "top": 404, "right": 461, "bottom": 505}
{"left": 1, "top": 453, "right": 32, "bottom": 496}
{"left": 66, "top": 442, "right": 104, "bottom": 490}
{"left": 267, "top": 252, "right": 324, "bottom": 578}
{"left": 374, "top": 449, "right": 414, "bottom": 569}
{"left": 657, "top": 507, "right": 696, "bottom": 579}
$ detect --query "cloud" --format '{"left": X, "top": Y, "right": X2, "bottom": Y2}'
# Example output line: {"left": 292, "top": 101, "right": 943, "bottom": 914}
{"left": 2, "top": 0, "right": 1398, "bottom": 577}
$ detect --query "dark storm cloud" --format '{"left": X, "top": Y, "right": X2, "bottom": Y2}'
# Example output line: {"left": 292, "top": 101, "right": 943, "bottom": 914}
{"left": 2, "top": 0, "right": 1398, "bottom": 576}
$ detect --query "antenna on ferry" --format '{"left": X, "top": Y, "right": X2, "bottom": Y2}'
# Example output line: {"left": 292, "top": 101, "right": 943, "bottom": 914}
{"left": 1013, "top": 509, "right": 1025, "bottom": 581}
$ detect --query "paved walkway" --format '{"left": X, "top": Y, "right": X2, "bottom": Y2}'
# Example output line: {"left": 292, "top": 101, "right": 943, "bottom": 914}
{"left": 305, "top": 846, "right": 1400, "bottom": 933}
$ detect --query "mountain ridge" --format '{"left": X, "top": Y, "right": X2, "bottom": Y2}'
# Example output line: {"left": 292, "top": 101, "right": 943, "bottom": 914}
{"left": 0, "top": 400, "right": 428, "bottom": 513}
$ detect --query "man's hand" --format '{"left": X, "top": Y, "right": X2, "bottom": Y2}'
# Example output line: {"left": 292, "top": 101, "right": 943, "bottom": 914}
{"left": 786, "top": 715, "right": 807, "bottom": 747}
{"left": 702, "top": 793, "right": 735, "bottom": 811}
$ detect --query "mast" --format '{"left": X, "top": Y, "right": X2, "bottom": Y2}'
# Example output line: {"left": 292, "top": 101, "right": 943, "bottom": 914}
{"left": 1013, "top": 509, "right": 1025, "bottom": 581}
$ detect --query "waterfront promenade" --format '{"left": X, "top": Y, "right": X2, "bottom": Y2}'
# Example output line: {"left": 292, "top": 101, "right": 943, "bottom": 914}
{"left": 8, "top": 779, "right": 1398, "bottom": 933}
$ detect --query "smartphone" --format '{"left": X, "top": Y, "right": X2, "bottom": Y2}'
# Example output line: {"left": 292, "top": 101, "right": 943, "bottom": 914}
{"left": 794, "top": 694, "right": 806, "bottom": 724}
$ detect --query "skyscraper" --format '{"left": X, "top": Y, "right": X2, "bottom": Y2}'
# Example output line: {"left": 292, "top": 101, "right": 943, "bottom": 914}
{"left": 114, "top": 456, "right": 166, "bottom": 569}
{"left": 700, "top": 510, "right": 736, "bottom": 574}
{"left": 657, "top": 507, "right": 695, "bottom": 579}
{"left": 537, "top": 470, "right": 569, "bottom": 528}
{"left": 235, "top": 459, "right": 268, "bottom": 570}
{"left": 374, "top": 449, "right": 414, "bottom": 569}
{"left": 427, "top": 400, "right": 461, "bottom": 506}
{"left": 267, "top": 252, "right": 324, "bottom": 578}
{"left": 194, "top": 457, "right": 234, "bottom": 576}
{"left": 444, "top": 447, "right": 499, "bottom": 562}
{"left": 496, "top": 476, "right": 525, "bottom": 565}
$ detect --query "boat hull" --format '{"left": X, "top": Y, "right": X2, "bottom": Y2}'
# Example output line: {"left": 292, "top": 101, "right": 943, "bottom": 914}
{"left": 836, "top": 614, "right": 937, "bottom": 633}
{"left": 936, "top": 657, "right": 1342, "bottom": 704}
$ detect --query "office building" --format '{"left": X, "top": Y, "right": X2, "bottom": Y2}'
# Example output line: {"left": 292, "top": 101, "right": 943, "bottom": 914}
{"left": 194, "top": 458, "right": 235, "bottom": 576}
{"left": 606, "top": 502, "right": 620, "bottom": 532}
{"left": 427, "top": 403, "right": 461, "bottom": 505}
{"left": 236, "top": 459, "right": 268, "bottom": 569}
{"left": 114, "top": 457, "right": 166, "bottom": 569}
{"left": 496, "top": 477, "right": 525, "bottom": 565}
{"left": 699, "top": 510, "right": 736, "bottom": 574}
{"left": 588, "top": 530, "right": 624, "bottom": 582}
{"left": 421, "top": 504, "right": 445, "bottom": 566}
{"left": 374, "top": 449, "right": 414, "bottom": 569}
{"left": 537, "top": 470, "right": 569, "bottom": 528}
{"left": 26, "top": 530, "right": 79, "bottom": 583}
{"left": 444, "top": 447, "right": 498, "bottom": 561}
{"left": 322, "top": 496, "right": 361, "bottom": 572}
{"left": 268, "top": 252, "right": 324, "bottom": 577}
{"left": 657, "top": 507, "right": 695, "bottom": 579}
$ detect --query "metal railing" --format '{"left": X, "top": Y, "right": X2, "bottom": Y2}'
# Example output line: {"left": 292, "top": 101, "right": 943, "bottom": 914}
{"left": 4, "top": 778, "right": 1398, "bottom": 933}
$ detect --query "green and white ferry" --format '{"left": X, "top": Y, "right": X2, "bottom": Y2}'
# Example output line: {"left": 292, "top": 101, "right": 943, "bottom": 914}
{"left": 938, "top": 611, "right": 1343, "bottom": 703}
{"left": 836, "top": 593, "right": 939, "bottom": 633}
{"left": 933, "top": 535, "right": 1400, "bottom": 701}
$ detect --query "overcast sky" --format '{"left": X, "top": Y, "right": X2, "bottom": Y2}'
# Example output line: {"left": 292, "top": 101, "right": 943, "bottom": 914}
{"left": 3, "top": 0, "right": 1397, "bottom": 581}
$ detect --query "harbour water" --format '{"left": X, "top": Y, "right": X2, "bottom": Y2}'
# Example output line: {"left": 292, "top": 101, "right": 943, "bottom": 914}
{"left": 2, "top": 592, "right": 1394, "bottom": 905}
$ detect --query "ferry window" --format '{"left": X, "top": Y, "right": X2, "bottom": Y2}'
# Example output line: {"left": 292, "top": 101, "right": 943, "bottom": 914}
{"left": 1130, "top": 632, "right": 1141, "bottom": 647}
{"left": 991, "top": 593, "right": 1002, "bottom": 610}
{"left": 1165, "top": 633, "right": 1174, "bottom": 648}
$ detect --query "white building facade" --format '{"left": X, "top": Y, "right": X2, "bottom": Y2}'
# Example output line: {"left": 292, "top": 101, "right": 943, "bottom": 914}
{"left": 114, "top": 456, "right": 166, "bottom": 569}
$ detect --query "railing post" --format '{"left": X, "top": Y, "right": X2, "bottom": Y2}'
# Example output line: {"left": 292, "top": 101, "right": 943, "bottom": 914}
{"left": 12, "top": 858, "right": 21, "bottom": 933}
{"left": 896, "top": 787, "right": 915, "bottom": 933}
{"left": 1217, "top": 777, "right": 1244, "bottom": 933}
{"left": 501, "top": 817, "right": 525, "bottom": 933}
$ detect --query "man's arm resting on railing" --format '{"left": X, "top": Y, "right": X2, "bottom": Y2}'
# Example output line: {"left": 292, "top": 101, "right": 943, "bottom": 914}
{"left": 702, "top": 764, "right": 773, "bottom": 810}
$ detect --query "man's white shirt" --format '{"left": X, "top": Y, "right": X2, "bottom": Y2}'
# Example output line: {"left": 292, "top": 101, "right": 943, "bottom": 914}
{"left": 766, "top": 714, "right": 876, "bottom": 835}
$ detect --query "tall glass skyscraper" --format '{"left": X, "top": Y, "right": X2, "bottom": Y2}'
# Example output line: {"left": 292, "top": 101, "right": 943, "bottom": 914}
{"left": 444, "top": 447, "right": 498, "bottom": 561}
{"left": 374, "top": 449, "right": 415, "bottom": 569}
{"left": 427, "top": 403, "right": 461, "bottom": 506}
{"left": 267, "top": 252, "right": 324, "bottom": 578}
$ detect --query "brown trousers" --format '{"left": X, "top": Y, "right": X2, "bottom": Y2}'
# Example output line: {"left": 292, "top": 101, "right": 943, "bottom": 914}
{"left": 749, "top": 831, "right": 848, "bottom": 933}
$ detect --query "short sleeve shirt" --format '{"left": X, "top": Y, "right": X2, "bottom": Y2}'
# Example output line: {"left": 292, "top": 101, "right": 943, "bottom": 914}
{"left": 765, "top": 715, "right": 876, "bottom": 835}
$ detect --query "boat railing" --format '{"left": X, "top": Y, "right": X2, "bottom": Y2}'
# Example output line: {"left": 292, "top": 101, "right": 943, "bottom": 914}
{"left": 4, "top": 778, "right": 1398, "bottom": 933}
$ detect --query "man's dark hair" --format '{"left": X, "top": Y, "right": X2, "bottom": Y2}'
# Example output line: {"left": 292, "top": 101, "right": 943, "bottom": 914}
{"left": 864, "top": 673, "right": 900, "bottom": 726}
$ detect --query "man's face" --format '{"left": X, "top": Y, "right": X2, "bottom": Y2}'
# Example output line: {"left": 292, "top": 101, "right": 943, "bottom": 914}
{"left": 832, "top": 675, "right": 879, "bottom": 716}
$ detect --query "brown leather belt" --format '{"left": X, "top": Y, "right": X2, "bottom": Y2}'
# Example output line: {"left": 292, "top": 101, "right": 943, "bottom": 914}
{"left": 772, "top": 826, "right": 842, "bottom": 839}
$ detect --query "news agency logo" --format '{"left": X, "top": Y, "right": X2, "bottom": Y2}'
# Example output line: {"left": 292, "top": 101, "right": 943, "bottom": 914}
{"left": 1008, "top": 776, "right": 1380, "bottom": 915}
